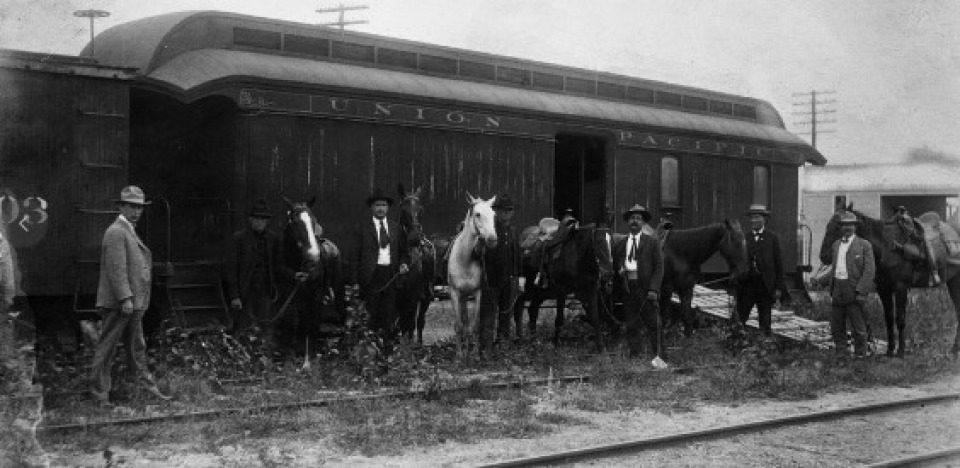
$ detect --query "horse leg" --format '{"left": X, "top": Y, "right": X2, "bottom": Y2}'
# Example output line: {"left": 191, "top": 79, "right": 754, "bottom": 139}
{"left": 680, "top": 289, "right": 695, "bottom": 337}
{"left": 416, "top": 294, "right": 429, "bottom": 346}
{"left": 527, "top": 293, "right": 543, "bottom": 338}
{"left": 580, "top": 290, "right": 604, "bottom": 352}
{"left": 879, "top": 289, "right": 896, "bottom": 357}
{"left": 450, "top": 290, "right": 466, "bottom": 358}
{"left": 469, "top": 291, "right": 481, "bottom": 357}
{"left": 895, "top": 286, "right": 908, "bottom": 358}
{"left": 947, "top": 276, "right": 960, "bottom": 356}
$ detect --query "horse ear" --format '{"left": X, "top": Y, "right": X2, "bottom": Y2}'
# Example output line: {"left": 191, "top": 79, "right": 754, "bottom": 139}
{"left": 307, "top": 195, "right": 316, "bottom": 208}
{"left": 488, "top": 195, "right": 497, "bottom": 207}
{"left": 724, "top": 218, "right": 733, "bottom": 230}
{"left": 465, "top": 191, "right": 475, "bottom": 204}
{"left": 282, "top": 196, "right": 294, "bottom": 209}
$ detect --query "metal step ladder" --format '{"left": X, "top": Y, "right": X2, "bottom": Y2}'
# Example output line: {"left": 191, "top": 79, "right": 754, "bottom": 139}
{"left": 164, "top": 261, "right": 230, "bottom": 331}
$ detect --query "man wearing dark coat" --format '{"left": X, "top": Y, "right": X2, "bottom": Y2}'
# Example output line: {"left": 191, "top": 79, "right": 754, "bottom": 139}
{"left": 477, "top": 194, "right": 522, "bottom": 351}
{"left": 737, "top": 204, "right": 788, "bottom": 336}
{"left": 612, "top": 204, "right": 665, "bottom": 366}
{"left": 351, "top": 188, "right": 409, "bottom": 335}
{"left": 224, "top": 199, "right": 281, "bottom": 338}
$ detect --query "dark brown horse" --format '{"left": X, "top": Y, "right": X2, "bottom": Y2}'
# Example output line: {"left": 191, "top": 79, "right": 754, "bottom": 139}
{"left": 279, "top": 196, "right": 345, "bottom": 353}
{"left": 514, "top": 225, "right": 613, "bottom": 349}
{"left": 656, "top": 220, "right": 748, "bottom": 335}
{"left": 395, "top": 184, "right": 436, "bottom": 344}
{"left": 819, "top": 206, "right": 960, "bottom": 356}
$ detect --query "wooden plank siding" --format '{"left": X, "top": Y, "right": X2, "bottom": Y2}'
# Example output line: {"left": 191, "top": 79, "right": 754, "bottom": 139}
{"left": 234, "top": 115, "right": 555, "bottom": 247}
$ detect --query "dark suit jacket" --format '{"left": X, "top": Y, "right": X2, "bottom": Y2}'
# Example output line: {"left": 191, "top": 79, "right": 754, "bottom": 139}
{"left": 612, "top": 232, "right": 663, "bottom": 295}
{"left": 351, "top": 217, "right": 409, "bottom": 289}
{"left": 482, "top": 220, "right": 521, "bottom": 287}
{"left": 824, "top": 236, "right": 876, "bottom": 299}
{"left": 745, "top": 228, "right": 788, "bottom": 296}
{"left": 224, "top": 227, "right": 280, "bottom": 301}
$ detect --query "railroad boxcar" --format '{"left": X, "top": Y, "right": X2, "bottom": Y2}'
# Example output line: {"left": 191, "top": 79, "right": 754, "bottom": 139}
{"left": 3, "top": 11, "right": 825, "bottom": 342}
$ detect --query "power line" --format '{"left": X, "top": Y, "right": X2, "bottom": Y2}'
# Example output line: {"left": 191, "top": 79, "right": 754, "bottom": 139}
{"left": 791, "top": 90, "right": 837, "bottom": 149}
{"left": 316, "top": 3, "right": 369, "bottom": 38}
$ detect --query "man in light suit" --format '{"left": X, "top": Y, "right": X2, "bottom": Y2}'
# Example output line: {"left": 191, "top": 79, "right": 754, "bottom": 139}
{"left": 813, "top": 211, "right": 876, "bottom": 356}
{"left": 90, "top": 186, "right": 170, "bottom": 406}
{"left": 612, "top": 204, "right": 666, "bottom": 367}
{"left": 737, "top": 204, "right": 788, "bottom": 336}
{"left": 352, "top": 188, "right": 409, "bottom": 337}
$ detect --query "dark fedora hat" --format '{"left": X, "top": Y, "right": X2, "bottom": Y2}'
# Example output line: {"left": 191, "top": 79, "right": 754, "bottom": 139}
{"left": 746, "top": 204, "right": 771, "bottom": 217}
{"left": 838, "top": 211, "right": 860, "bottom": 224}
{"left": 365, "top": 188, "right": 394, "bottom": 206}
{"left": 491, "top": 194, "right": 516, "bottom": 210}
{"left": 248, "top": 199, "right": 272, "bottom": 218}
{"left": 622, "top": 204, "right": 652, "bottom": 222}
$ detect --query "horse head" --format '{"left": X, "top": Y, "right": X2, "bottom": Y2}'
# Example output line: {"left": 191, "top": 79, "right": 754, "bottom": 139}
{"left": 282, "top": 195, "right": 322, "bottom": 267}
{"left": 593, "top": 226, "right": 614, "bottom": 280}
{"left": 718, "top": 219, "right": 749, "bottom": 279}
{"left": 398, "top": 183, "right": 426, "bottom": 246}
{"left": 464, "top": 192, "right": 498, "bottom": 248}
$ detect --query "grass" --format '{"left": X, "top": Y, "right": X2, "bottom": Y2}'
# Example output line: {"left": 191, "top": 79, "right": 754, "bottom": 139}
{"left": 30, "top": 287, "right": 960, "bottom": 460}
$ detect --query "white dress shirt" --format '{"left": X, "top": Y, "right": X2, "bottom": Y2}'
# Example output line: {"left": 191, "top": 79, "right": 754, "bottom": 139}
{"left": 373, "top": 217, "right": 391, "bottom": 266}
{"left": 835, "top": 234, "right": 854, "bottom": 280}
{"left": 624, "top": 233, "right": 641, "bottom": 271}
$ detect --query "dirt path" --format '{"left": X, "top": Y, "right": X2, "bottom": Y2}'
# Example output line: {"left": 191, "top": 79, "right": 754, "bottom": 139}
{"left": 37, "top": 372, "right": 960, "bottom": 467}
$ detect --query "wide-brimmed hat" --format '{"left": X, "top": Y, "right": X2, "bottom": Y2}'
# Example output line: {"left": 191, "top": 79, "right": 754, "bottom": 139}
{"left": 559, "top": 207, "right": 577, "bottom": 219}
{"left": 622, "top": 204, "right": 652, "bottom": 222}
{"left": 491, "top": 194, "right": 516, "bottom": 210}
{"left": 838, "top": 211, "right": 860, "bottom": 224}
{"left": 248, "top": 199, "right": 272, "bottom": 218}
{"left": 113, "top": 186, "right": 151, "bottom": 206}
{"left": 746, "top": 204, "right": 771, "bottom": 217}
{"left": 365, "top": 188, "right": 394, "bottom": 206}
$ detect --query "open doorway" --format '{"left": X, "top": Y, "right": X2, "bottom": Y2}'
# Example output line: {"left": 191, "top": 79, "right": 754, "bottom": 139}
{"left": 553, "top": 134, "right": 606, "bottom": 224}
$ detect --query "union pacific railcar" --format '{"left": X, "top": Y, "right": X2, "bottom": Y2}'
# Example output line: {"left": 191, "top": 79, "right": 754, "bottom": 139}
{"left": 1, "top": 11, "right": 825, "bottom": 344}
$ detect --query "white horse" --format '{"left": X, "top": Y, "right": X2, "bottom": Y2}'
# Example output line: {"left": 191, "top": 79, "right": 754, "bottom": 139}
{"left": 447, "top": 194, "right": 499, "bottom": 358}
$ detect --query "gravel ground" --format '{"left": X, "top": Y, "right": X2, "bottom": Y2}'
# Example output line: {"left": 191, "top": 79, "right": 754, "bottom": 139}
{"left": 35, "top": 371, "right": 960, "bottom": 467}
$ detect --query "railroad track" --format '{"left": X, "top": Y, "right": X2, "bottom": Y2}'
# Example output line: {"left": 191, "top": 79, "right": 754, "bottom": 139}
{"left": 866, "top": 446, "right": 960, "bottom": 468}
{"left": 38, "top": 362, "right": 735, "bottom": 433}
{"left": 480, "top": 392, "right": 960, "bottom": 467}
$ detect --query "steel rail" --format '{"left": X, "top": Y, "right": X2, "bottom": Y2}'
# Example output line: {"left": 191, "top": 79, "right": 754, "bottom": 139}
{"left": 38, "top": 362, "right": 736, "bottom": 433}
{"left": 865, "top": 446, "right": 960, "bottom": 468}
{"left": 480, "top": 392, "right": 960, "bottom": 468}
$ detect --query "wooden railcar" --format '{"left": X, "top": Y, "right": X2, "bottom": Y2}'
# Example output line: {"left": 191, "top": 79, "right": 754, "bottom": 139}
{"left": 2, "top": 11, "right": 824, "bottom": 339}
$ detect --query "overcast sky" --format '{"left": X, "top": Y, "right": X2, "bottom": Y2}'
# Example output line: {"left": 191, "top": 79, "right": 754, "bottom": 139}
{"left": 1, "top": 0, "right": 958, "bottom": 165}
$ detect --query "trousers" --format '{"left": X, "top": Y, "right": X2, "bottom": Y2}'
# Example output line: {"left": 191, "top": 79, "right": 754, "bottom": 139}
{"left": 90, "top": 308, "right": 158, "bottom": 400}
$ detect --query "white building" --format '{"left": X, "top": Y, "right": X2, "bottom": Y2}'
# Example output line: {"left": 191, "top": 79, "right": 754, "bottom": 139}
{"left": 801, "top": 163, "right": 960, "bottom": 268}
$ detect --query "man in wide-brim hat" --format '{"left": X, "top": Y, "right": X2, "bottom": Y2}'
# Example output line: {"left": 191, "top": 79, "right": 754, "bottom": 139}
{"left": 91, "top": 186, "right": 171, "bottom": 406}
{"left": 812, "top": 210, "right": 875, "bottom": 357}
{"left": 352, "top": 188, "right": 408, "bottom": 338}
{"left": 612, "top": 203, "right": 666, "bottom": 368}
{"left": 738, "top": 203, "right": 788, "bottom": 337}
{"left": 225, "top": 198, "right": 281, "bottom": 340}
{"left": 479, "top": 194, "right": 522, "bottom": 349}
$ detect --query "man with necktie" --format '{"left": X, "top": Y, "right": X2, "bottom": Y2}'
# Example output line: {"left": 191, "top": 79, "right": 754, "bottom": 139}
{"left": 351, "top": 188, "right": 409, "bottom": 337}
{"left": 812, "top": 211, "right": 875, "bottom": 356}
{"left": 737, "top": 204, "right": 788, "bottom": 336}
{"left": 612, "top": 204, "right": 666, "bottom": 367}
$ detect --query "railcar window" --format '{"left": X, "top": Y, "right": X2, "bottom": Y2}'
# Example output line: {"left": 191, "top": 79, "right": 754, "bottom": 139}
{"left": 661, "top": 157, "right": 680, "bottom": 207}
{"left": 752, "top": 165, "right": 770, "bottom": 207}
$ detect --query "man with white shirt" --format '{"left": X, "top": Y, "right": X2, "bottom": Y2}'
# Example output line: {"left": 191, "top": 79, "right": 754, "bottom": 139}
{"left": 352, "top": 188, "right": 409, "bottom": 336}
{"left": 91, "top": 186, "right": 170, "bottom": 406}
{"left": 813, "top": 211, "right": 876, "bottom": 356}
{"left": 737, "top": 204, "right": 788, "bottom": 336}
{"left": 612, "top": 204, "right": 665, "bottom": 364}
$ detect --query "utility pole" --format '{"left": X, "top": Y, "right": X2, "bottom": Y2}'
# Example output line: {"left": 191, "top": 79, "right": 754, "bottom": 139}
{"left": 316, "top": 3, "right": 369, "bottom": 38}
{"left": 73, "top": 9, "right": 111, "bottom": 59}
{"left": 791, "top": 90, "right": 837, "bottom": 149}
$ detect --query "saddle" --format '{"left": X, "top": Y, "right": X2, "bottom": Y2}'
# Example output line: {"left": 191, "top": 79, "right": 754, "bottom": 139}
{"left": 918, "top": 212, "right": 960, "bottom": 258}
